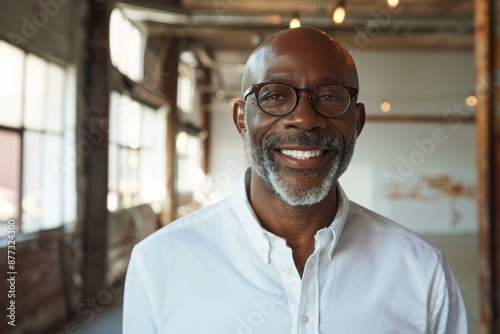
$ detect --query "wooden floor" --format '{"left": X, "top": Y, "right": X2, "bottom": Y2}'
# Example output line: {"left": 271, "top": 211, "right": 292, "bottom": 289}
{"left": 74, "top": 234, "right": 480, "bottom": 334}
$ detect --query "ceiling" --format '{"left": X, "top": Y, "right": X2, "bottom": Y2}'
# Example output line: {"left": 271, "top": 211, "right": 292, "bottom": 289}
{"left": 118, "top": 0, "right": 474, "bottom": 112}
{"left": 122, "top": 0, "right": 474, "bottom": 50}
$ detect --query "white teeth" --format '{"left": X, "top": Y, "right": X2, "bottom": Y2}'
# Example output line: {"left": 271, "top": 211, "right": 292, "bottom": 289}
{"left": 280, "top": 149, "right": 323, "bottom": 160}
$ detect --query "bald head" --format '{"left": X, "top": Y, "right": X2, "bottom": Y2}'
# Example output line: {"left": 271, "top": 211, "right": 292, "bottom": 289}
{"left": 242, "top": 27, "right": 359, "bottom": 95}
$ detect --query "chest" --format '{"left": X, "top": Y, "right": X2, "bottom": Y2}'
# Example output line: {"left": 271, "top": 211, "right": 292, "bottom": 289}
{"left": 152, "top": 245, "right": 430, "bottom": 334}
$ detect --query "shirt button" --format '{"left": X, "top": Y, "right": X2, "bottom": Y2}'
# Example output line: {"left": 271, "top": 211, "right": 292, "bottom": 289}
{"left": 301, "top": 314, "right": 309, "bottom": 324}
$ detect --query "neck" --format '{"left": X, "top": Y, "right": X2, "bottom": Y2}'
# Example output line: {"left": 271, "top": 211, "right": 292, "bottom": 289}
{"left": 248, "top": 171, "right": 338, "bottom": 275}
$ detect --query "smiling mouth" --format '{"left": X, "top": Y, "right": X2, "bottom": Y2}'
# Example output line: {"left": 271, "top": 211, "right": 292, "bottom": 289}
{"left": 279, "top": 149, "right": 324, "bottom": 160}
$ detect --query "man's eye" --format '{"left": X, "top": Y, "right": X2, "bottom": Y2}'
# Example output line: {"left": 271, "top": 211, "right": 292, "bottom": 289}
{"left": 317, "top": 94, "right": 337, "bottom": 101}
{"left": 315, "top": 90, "right": 344, "bottom": 102}
{"left": 260, "top": 91, "right": 289, "bottom": 101}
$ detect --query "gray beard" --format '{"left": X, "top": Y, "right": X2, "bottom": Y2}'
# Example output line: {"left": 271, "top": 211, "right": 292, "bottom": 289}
{"left": 243, "top": 128, "right": 356, "bottom": 207}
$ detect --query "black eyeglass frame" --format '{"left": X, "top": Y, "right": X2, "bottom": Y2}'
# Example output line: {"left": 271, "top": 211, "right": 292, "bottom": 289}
{"left": 243, "top": 81, "right": 359, "bottom": 118}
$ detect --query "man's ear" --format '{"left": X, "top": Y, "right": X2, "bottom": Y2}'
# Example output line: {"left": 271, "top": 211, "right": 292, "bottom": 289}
{"left": 232, "top": 99, "right": 246, "bottom": 135}
{"left": 355, "top": 103, "right": 366, "bottom": 137}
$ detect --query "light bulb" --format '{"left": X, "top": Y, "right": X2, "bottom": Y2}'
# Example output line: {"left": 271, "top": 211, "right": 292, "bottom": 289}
{"left": 333, "top": 7, "right": 346, "bottom": 25}
{"left": 290, "top": 17, "right": 301, "bottom": 28}
{"left": 381, "top": 101, "right": 391, "bottom": 113}
{"left": 387, "top": 0, "right": 399, "bottom": 8}
{"left": 466, "top": 94, "right": 477, "bottom": 107}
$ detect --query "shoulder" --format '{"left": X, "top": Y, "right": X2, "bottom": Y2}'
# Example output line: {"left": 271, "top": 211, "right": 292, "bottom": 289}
{"left": 344, "top": 201, "right": 443, "bottom": 260}
{"left": 135, "top": 196, "right": 236, "bottom": 254}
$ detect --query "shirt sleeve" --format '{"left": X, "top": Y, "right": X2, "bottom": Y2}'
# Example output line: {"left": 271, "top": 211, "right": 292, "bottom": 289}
{"left": 123, "top": 245, "right": 158, "bottom": 334}
{"left": 430, "top": 256, "right": 468, "bottom": 334}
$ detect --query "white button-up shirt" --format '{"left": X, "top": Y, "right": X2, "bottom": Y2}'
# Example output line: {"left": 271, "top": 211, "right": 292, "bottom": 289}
{"left": 123, "top": 169, "right": 467, "bottom": 333}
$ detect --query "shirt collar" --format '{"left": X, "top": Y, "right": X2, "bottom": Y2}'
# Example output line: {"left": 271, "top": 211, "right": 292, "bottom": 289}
{"left": 232, "top": 169, "right": 271, "bottom": 263}
{"left": 327, "top": 184, "right": 349, "bottom": 260}
{"left": 231, "top": 168, "right": 350, "bottom": 263}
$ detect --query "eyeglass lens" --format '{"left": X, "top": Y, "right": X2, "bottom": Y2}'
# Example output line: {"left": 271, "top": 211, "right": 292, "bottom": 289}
{"left": 257, "top": 83, "right": 351, "bottom": 117}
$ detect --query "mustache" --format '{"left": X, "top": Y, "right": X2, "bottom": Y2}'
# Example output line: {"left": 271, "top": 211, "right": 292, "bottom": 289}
{"left": 263, "top": 131, "right": 340, "bottom": 151}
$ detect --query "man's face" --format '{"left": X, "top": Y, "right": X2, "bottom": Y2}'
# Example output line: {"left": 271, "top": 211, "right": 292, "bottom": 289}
{"left": 240, "top": 29, "right": 363, "bottom": 207}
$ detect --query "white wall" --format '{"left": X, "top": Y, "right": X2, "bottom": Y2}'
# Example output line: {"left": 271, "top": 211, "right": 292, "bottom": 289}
{"left": 340, "top": 122, "right": 476, "bottom": 234}
{"left": 352, "top": 51, "right": 474, "bottom": 116}
{"left": 208, "top": 50, "right": 477, "bottom": 234}
{"left": 207, "top": 109, "right": 247, "bottom": 201}
{"left": 341, "top": 51, "right": 476, "bottom": 234}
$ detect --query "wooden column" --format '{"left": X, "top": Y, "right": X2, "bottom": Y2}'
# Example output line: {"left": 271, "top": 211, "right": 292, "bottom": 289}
{"left": 163, "top": 38, "right": 179, "bottom": 224}
{"left": 81, "top": 0, "right": 111, "bottom": 298}
{"left": 475, "top": 0, "right": 499, "bottom": 332}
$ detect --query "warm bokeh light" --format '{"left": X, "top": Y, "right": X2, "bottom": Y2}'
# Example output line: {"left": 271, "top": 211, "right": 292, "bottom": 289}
{"left": 333, "top": 7, "right": 346, "bottom": 25}
{"left": 289, "top": 17, "right": 301, "bottom": 28}
{"left": 466, "top": 94, "right": 477, "bottom": 107}
{"left": 381, "top": 101, "right": 391, "bottom": 113}
{"left": 271, "top": 15, "right": 282, "bottom": 25}
{"left": 387, "top": 0, "right": 399, "bottom": 8}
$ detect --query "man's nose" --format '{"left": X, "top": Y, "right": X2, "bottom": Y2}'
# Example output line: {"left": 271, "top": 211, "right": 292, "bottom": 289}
{"left": 282, "top": 92, "right": 327, "bottom": 131}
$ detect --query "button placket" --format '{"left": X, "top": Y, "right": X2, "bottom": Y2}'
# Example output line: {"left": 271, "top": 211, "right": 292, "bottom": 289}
{"left": 297, "top": 237, "right": 322, "bottom": 334}
{"left": 268, "top": 238, "right": 302, "bottom": 333}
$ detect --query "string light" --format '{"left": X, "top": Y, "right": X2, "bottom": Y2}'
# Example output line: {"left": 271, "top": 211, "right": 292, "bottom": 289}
{"left": 381, "top": 100, "right": 391, "bottom": 113}
{"left": 387, "top": 0, "right": 399, "bottom": 8}
{"left": 465, "top": 94, "right": 477, "bottom": 107}
{"left": 289, "top": 13, "right": 301, "bottom": 28}
{"left": 332, "top": 0, "right": 346, "bottom": 25}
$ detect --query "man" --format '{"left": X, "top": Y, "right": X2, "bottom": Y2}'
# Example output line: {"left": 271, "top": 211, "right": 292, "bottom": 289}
{"left": 123, "top": 27, "right": 467, "bottom": 333}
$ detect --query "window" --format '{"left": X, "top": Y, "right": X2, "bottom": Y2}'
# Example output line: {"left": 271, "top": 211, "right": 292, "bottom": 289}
{"left": 177, "top": 51, "right": 203, "bottom": 128}
{"left": 0, "top": 131, "right": 21, "bottom": 224}
{"left": 107, "top": 92, "right": 167, "bottom": 212}
{"left": 176, "top": 131, "right": 203, "bottom": 194}
{"left": 0, "top": 40, "right": 76, "bottom": 237}
{"left": 174, "top": 51, "right": 206, "bottom": 216}
{"left": 175, "top": 130, "right": 205, "bottom": 216}
{"left": 108, "top": 8, "right": 167, "bottom": 213}
{"left": 110, "top": 8, "right": 144, "bottom": 82}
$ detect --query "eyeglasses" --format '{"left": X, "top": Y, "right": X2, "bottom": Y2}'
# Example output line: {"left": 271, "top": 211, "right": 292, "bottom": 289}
{"left": 244, "top": 82, "right": 358, "bottom": 118}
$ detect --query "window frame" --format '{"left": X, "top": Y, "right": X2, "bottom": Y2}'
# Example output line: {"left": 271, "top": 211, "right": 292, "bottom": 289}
{"left": 0, "top": 39, "right": 76, "bottom": 239}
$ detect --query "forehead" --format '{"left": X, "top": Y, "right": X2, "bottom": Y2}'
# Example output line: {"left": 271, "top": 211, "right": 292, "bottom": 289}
{"left": 245, "top": 30, "right": 358, "bottom": 88}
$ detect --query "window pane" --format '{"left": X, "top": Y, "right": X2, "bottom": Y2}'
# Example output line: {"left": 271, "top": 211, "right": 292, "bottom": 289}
{"left": 110, "top": 9, "right": 125, "bottom": 73}
{"left": 141, "top": 106, "right": 156, "bottom": 148}
{"left": 125, "top": 19, "right": 143, "bottom": 81}
{"left": 22, "top": 131, "right": 43, "bottom": 233}
{"left": 127, "top": 99, "right": 141, "bottom": 149}
{"left": 153, "top": 107, "right": 167, "bottom": 199}
{"left": 64, "top": 66, "right": 77, "bottom": 130}
{"left": 109, "top": 8, "right": 143, "bottom": 81}
{"left": 118, "top": 147, "right": 139, "bottom": 209}
{"left": 139, "top": 150, "right": 155, "bottom": 203}
{"left": 177, "top": 63, "right": 194, "bottom": 113}
{"left": 177, "top": 134, "right": 202, "bottom": 194}
{"left": 41, "top": 134, "right": 62, "bottom": 229}
{"left": 108, "top": 143, "right": 118, "bottom": 212}
{"left": 62, "top": 128, "right": 76, "bottom": 225}
{"left": 118, "top": 95, "right": 131, "bottom": 147}
{"left": 0, "top": 130, "right": 21, "bottom": 237}
{"left": 109, "top": 91, "right": 121, "bottom": 144}
{"left": 24, "top": 54, "right": 48, "bottom": 131}
{"left": 0, "top": 41, "right": 24, "bottom": 127}
{"left": 46, "top": 63, "right": 66, "bottom": 133}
